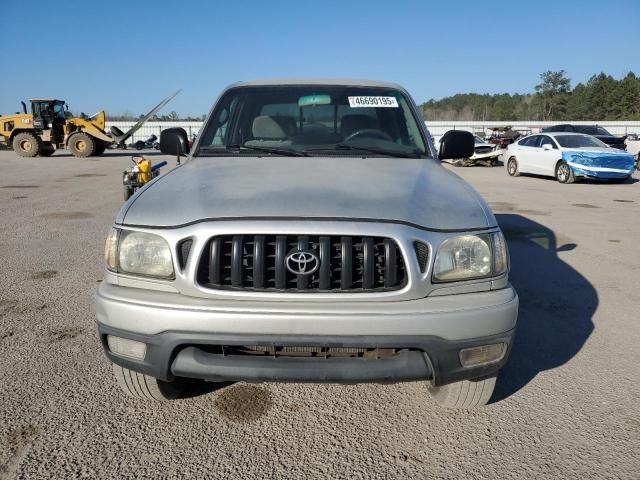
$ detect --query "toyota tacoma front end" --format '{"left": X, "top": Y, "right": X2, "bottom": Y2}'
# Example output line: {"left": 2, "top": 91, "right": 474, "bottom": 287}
{"left": 96, "top": 79, "right": 518, "bottom": 408}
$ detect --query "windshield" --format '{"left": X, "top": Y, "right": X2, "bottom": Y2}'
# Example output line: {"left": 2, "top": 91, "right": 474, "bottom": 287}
{"left": 554, "top": 134, "right": 609, "bottom": 149}
{"left": 197, "top": 85, "right": 428, "bottom": 157}
{"left": 53, "top": 102, "right": 66, "bottom": 120}
{"left": 574, "top": 125, "right": 611, "bottom": 136}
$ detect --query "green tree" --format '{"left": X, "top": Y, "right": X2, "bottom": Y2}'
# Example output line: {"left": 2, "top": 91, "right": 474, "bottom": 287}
{"left": 609, "top": 72, "right": 640, "bottom": 120}
{"left": 566, "top": 83, "right": 588, "bottom": 120}
{"left": 534, "top": 70, "right": 571, "bottom": 120}
{"left": 492, "top": 94, "right": 516, "bottom": 120}
{"left": 583, "top": 73, "right": 617, "bottom": 120}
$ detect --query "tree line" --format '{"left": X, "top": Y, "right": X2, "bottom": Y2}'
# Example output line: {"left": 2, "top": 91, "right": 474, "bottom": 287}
{"left": 420, "top": 71, "right": 640, "bottom": 121}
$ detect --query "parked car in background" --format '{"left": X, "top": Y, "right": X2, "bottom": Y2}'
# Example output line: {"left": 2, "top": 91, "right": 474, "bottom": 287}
{"left": 542, "top": 124, "right": 626, "bottom": 150}
{"left": 625, "top": 134, "right": 640, "bottom": 169}
{"left": 505, "top": 132, "right": 636, "bottom": 184}
{"left": 435, "top": 134, "right": 501, "bottom": 167}
{"left": 487, "top": 126, "right": 522, "bottom": 149}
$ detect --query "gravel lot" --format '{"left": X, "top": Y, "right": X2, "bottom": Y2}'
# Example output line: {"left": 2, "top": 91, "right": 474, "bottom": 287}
{"left": 0, "top": 149, "right": 639, "bottom": 479}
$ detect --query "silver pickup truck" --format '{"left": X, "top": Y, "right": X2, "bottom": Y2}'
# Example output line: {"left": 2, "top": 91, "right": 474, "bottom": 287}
{"left": 96, "top": 79, "right": 518, "bottom": 408}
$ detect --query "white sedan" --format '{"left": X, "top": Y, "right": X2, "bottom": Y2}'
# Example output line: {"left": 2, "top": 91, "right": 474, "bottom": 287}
{"left": 504, "top": 132, "right": 636, "bottom": 184}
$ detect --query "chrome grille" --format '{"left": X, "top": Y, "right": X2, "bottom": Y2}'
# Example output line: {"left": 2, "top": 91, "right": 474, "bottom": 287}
{"left": 197, "top": 234, "right": 407, "bottom": 292}
{"left": 474, "top": 146, "right": 494, "bottom": 154}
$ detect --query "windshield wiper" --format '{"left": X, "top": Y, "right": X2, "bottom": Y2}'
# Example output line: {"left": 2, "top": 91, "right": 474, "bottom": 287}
{"left": 224, "top": 144, "right": 309, "bottom": 157}
{"left": 305, "top": 143, "right": 425, "bottom": 158}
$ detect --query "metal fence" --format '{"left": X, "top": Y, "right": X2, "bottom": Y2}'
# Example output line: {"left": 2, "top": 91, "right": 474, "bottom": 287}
{"left": 425, "top": 121, "right": 640, "bottom": 137}
{"left": 105, "top": 121, "right": 203, "bottom": 143}
{"left": 106, "top": 120, "right": 640, "bottom": 143}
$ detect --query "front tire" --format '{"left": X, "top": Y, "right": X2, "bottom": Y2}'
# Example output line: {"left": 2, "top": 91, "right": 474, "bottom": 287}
{"left": 556, "top": 161, "right": 575, "bottom": 184}
{"left": 94, "top": 141, "right": 107, "bottom": 156}
{"left": 68, "top": 132, "right": 97, "bottom": 157}
{"left": 507, "top": 157, "right": 520, "bottom": 176}
{"left": 40, "top": 144, "right": 55, "bottom": 157}
{"left": 112, "top": 364, "right": 187, "bottom": 401}
{"left": 12, "top": 132, "right": 42, "bottom": 157}
{"left": 428, "top": 375, "right": 496, "bottom": 409}
{"left": 124, "top": 185, "right": 134, "bottom": 201}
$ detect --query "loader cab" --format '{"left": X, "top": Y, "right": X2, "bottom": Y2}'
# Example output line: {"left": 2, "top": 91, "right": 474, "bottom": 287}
{"left": 29, "top": 99, "right": 67, "bottom": 130}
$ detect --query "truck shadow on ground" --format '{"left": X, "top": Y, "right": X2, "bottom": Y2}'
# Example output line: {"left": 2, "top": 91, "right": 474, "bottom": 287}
{"left": 492, "top": 214, "right": 596, "bottom": 402}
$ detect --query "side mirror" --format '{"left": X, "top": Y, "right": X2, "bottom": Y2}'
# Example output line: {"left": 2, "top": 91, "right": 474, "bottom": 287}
{"left": 557, "top": 243, "right": 577, "bottom": 252}
{"left": 542, "top": 143, "right": 553, "bottom": 151}
{"left": 438, "top": 130, "right": 475, "bottom": 160}
{"left": 159, "top": 127, "right": 190, "bottom": 157}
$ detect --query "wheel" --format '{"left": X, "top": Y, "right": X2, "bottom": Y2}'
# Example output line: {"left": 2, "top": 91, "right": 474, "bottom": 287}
{"left": 94, "top": 141, "right": 106, "bottom": 156}
{"left": 555, "top": 161, "right": 575, "bottom": 184}
{"left": 68, "top": 132, "right": 97, "bottom": 157}
{"left": 112, "top": 363, "right": 187, "bottom": 401}
{"left": 40, "top": 144, "right": 55, "bottom": 157}
{"left": 124, "top": 185, "right": 135, "bottom": 201}
{"left": 507, "top": 157, "right": 520, "bottom": 176}
{"left": 134, "top": 141, "right": 145, "bottom": 150}
{"left": 428, "top": 375, "right": 496, "bottom": 409}
{"left": 12, "top": 132, "right": 42, "bottom": 157}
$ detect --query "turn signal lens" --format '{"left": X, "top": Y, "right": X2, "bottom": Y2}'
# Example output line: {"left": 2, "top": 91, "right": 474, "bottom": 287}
{"left": 492, "top": 231, "right": 508, "bottom": 275}
{"left": 459, "top": 343, "right": 506, "bottom": 367}
{"left": 107, "top": 335, "right": 147, "bottom": 360}
{"left": 104, "top": 228, "right": 119, "bottom": 272}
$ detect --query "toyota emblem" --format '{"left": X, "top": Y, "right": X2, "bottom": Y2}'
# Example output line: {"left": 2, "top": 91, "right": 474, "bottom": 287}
{"left": 285, "top": 250, "right": 320, "bottom": 275}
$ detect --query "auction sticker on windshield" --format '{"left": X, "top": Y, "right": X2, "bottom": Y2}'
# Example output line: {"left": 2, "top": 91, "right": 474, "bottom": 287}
{"left": 348, "top": 96, "right": 398, "bottom": 108}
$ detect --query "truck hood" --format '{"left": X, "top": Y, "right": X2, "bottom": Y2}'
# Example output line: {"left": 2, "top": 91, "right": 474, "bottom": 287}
{"left": 118, "top": 156, "right": 494, "bottom": 231}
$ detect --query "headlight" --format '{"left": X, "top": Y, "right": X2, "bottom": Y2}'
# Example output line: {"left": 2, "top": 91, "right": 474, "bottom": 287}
{"left": 433, "top": 232, "right": 507, "bottom": 282}
{"left": 104, "top": 228, "right": 174, "bottom": 279}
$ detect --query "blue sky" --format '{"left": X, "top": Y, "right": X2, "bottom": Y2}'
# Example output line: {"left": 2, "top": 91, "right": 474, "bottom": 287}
{"left": 1, "top": 0, "right": 639, "bottom": 116}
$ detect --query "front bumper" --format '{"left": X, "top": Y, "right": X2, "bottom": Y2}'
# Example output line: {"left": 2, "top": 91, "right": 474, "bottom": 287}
{"left": 571, "top": 166, "right": 633, "bottom": 179}
{"left": 96, "top": 283, "right": 518, "bottom": 386}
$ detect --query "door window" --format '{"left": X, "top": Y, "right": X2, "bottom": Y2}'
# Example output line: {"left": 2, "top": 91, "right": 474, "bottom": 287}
{"left": 539, "top": 135, "right": 557, "bottom": 149}
{"left": 522, "top": 135, "right": 541, "bottom": 147}
{"left": 519, "top": 136, "right": 536, "bottom": 147}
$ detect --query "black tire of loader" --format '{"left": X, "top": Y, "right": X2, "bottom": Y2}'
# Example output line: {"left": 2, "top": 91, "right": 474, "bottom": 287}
{"left": 68, "top": 132, "right": 97, "bottom": 158}
{"left": 94, "top": 141, "right": 107, "bottom": 156}
{"left": 12, "top": 132, "right": 42, "bottom": 157}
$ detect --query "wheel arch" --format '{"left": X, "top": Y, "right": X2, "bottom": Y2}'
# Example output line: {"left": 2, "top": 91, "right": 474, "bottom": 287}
{"left": 8, "top": 128, "right": 36, "bottom": 142}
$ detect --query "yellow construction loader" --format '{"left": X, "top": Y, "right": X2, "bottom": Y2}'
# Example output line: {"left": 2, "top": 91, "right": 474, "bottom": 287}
{"left": 0, "top": 91, "right": 179, "bottom": 158}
